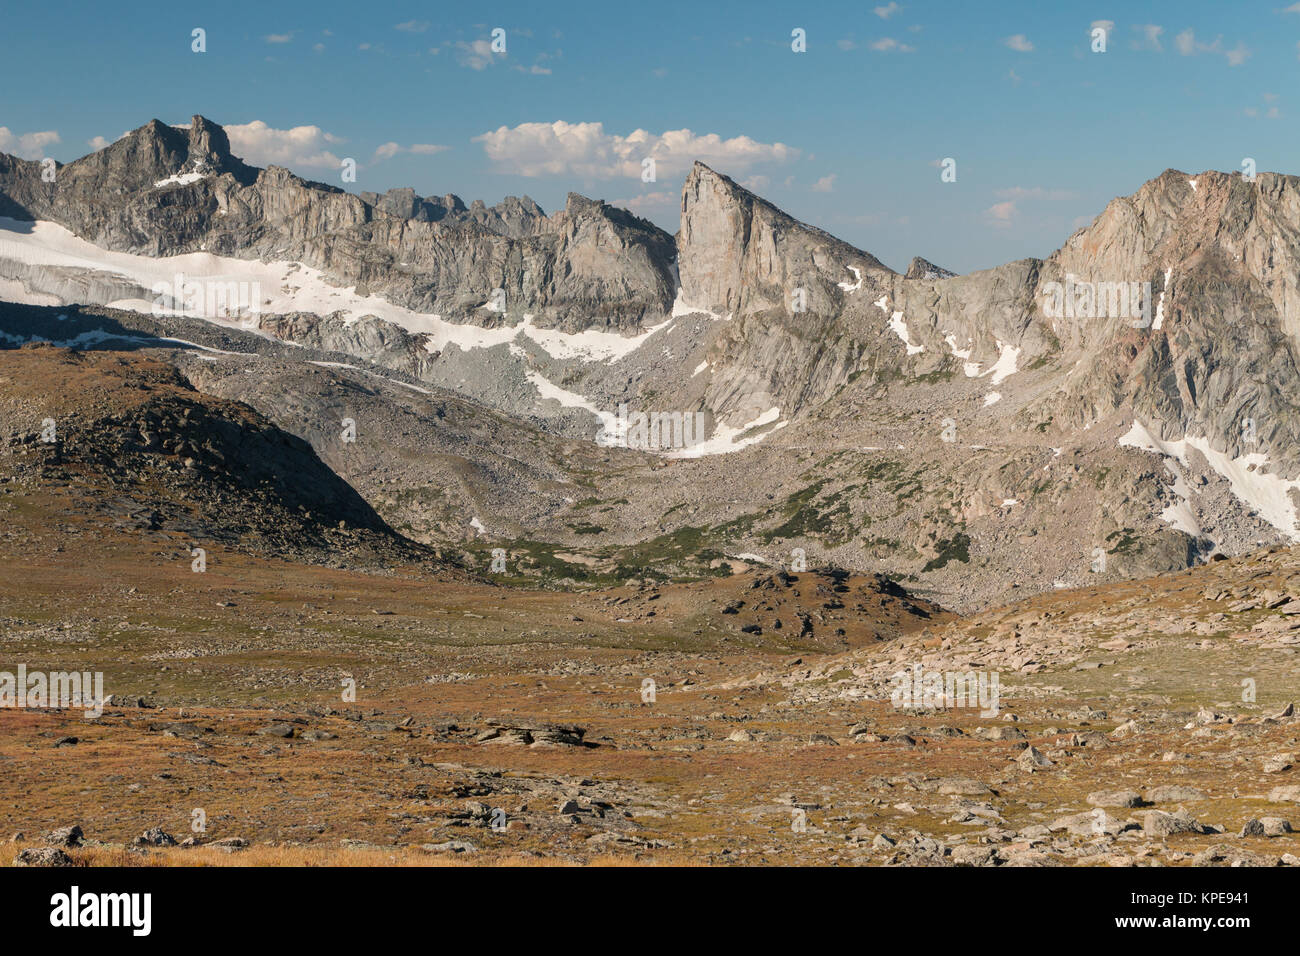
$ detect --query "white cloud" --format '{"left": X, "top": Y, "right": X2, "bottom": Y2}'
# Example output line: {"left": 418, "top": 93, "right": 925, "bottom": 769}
{"left": 838, "top": 37, "right": 857, "bottom": 50}
{"left": 870, "top": 37, "right": 915, "bottom": 53}
{"left": 264, "top": 33, "right": 294, "bottom": 44}
{"left": 1090, "top": 19, "right": 1115, "bottom": 38}
{"left": 610, "top": 190, "right": 677, "bottom": 215}
{"left": 1004, "top": 34, "right": 1034, "bottom": 52}
{"left": 984, "top": 187, "right": 1076, "bottom": 228}
{"left": 812, "top": 174, "right": 836, "bottom": 193}
{"left": 874, "top": 2, "right": 902, "bottom": 18}
{"left": 87, "top": 135, "right": 112, "bottom": 151}
{"left": 1134, "top": 24, "right": 1164, "bottom": 51}
{"left": 1175, "top": 28, "right": 1250, "bottom": 65}
{"left": 220, "top": 122, "right": 448, "bottom": 172}
{"left": 1285, "top": 2, "right": 1300, "bottom": 11}
{"left": 985, "top": 200, "right": 1017, "bottom": 227}
{"left": 0, "top": 128, "right": 60, "bottom": 160}
{"left": 455, "top": 38, "right": 500, "bottom": 70}
{"left": 395, "top": 20, "right": 430, "bottom": 33}
{"left": 371, "top": 141, "right": 449, "bottom": 163}
{"left": 1246, "top": 95, "right": 1283, "bottom": 119}
{"left": 474, "top": 121, "right": 799, "bottom": 180}
{"left": 224, "top": 121, "right": 346, "bottom": 169}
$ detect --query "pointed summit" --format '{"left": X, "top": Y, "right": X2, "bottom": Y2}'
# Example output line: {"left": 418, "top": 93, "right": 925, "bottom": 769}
{"left": 185, "top": 115, "right": 235, "bottom": 168}
{"left": 71, "top": 115, "right": 254, "bottom": 191}
{"left": 905, "top": 256, "right": 957, "bottom": 280}
{"left": 678, "top": 162, "right": 893, "bottom": 318}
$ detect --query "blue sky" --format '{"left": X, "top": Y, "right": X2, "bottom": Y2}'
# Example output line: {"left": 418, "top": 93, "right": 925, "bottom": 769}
{"left": 2, "top": 0, "right": 1298, "bottom": 273}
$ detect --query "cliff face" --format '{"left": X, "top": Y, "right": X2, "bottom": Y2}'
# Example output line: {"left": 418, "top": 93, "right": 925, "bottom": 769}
{"left": 677, "top": 161, "right": 893, "bottom": 319}
{"left": 1030, "top": 170, "right": 1300, "bottom": 470}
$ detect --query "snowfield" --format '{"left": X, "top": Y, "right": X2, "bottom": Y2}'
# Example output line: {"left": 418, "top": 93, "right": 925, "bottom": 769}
{"left": 0, "top": 218, "right": 680, "bottom": 364}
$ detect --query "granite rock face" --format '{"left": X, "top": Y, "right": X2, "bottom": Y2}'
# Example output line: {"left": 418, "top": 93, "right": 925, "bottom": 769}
{"left": 677, "top": 161, "right": 893, "bottom": 320}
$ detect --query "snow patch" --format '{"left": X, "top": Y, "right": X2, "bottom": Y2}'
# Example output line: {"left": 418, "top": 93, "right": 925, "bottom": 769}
{"left": 1153, "top": 268, "right": 1171, "bottom": 331}
{"left": 944, "top": 334, "right": 981, "bottom": 377}
{"left": 671, "top": 290, "right": 726, "bottom": 321}
{"left": 1118, "top": 419, "right": 1189, "bottom": 466}
{"left": 1160, "top": 460, "right": 1200, "bottom": 537}
{"left": 986, "top": 341, "right": 1020, "bottom": 385}
{"left": 1119, "top": 419, "right": 1300, "bottom": 541}
{"left": 888, "top": 311, "right": 924, "bottom": 355}
{"left": 521, "top": 314, "right": 672, "bottom": 362}
{"left": 837, "top": 265, "right": 862, "bottom": 292}
{"left": 666, "top": 407, "right": 785, "bottom": 459}
{"left": 945, "top": 335, "right": 1018, "bottom": 382}
{"left": 154, "top": 171, "right": 208, "bottom": 189}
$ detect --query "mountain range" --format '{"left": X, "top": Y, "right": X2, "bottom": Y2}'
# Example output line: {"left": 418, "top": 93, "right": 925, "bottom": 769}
{"left": 4, "top": 115, "right": 1300, "bottom": 610}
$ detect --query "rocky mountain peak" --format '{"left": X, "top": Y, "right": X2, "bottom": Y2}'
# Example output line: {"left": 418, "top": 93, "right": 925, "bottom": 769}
{"left": 563, "top": 192, "right": 605, "bottom": 217}
{"left": 904, "top": 256, "right": 957, "bottom": 280}
{"left": 82, "top": 115, "right": 255, "bottom": 192}
{"left": 678, "top": 162, "right": 893, "bottom": 318}
{"left": 185, "top": 115, "right": 235, "bottom": 168}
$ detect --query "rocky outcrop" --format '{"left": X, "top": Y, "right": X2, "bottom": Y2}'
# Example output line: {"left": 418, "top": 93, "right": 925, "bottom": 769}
{"left": 904, "top": 256, "right": 956, "bottom": 280}
{"left": 0, "top": 343, "right": 432, "bottom": 567}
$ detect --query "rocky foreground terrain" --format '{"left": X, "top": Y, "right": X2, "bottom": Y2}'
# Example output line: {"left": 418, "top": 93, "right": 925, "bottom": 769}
{"left": 2, "top": 346, "right": 1300, "bottom": 867}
